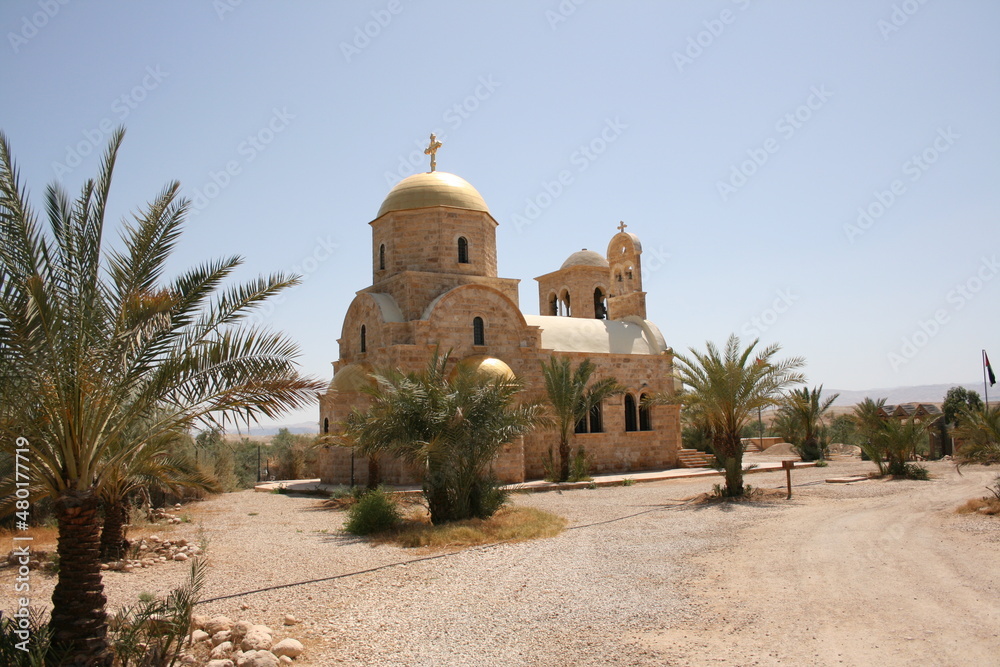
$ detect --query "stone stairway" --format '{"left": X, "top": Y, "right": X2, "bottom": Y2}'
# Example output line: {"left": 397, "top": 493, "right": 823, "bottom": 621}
{"left": 676, "top": 448, "right": 715, "bottom": 468}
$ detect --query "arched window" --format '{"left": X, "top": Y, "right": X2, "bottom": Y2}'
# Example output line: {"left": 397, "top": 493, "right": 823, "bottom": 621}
{"left": 624, "top": 394, "right": 638, "bottom": 432}
{"left": 379, "top": 244, "right": 386, "bottom": 270}
{"left": 626, "top": 266, "right": 634, "bottom": 280}
{"left": 593, "top": 288, "right": 607, "bottom": 320}
{"left": 323, "top": 418, "right": 329, "bottom": 434}
{"left": 616, "top": 272, "right": 623, "bottom": 283}
{"left": 473, "top": 316, "right": 485, "bottom": 346}
{"left": 458, "top": 237, "right": 469, "bottom": 264}
{"left": 548, "top": 293, "right": 558, "bottom": 316}
{"left": 575, "top": 416, "right": 588, "bottom": 433}
{"left": 639, "top": 393, "right": 652, "bottom": 431}
{"left": 561, "top": 291, "right": 571, "bottom": 317}
{"left": 360, "top": 325, "right": 367, "bottom": 353}
{"left": 589, "top": 402, "right": 603, "bottom": 433}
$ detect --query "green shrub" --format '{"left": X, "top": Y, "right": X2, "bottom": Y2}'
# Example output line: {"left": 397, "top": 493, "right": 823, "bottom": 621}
{"left": 468, "top": 476, "right": 509, "bottom": 519}
{"left": 0, "top": 608, "right": 58, "bottom": 666}
{"left": 682, "top": 425, "right": 713, "bottom": 454}
{"left": 109, "top": 558, "right": 207, "bottom": 666}
{"left": 793, "top": 439, "right": 825, "bottom": 462}
{"left": 345, "top": 488, "right": 401, "bottom": 535}
{"left": 542, "top": 448, "right": 558, "bottom": 482}
{"left": 568, "top": 446, "right": 592, "bottom": 482}
{"left": 814, "top": 459, "right": 829, "bottom": 468}
{"left": 326, "top": 484, "right": 353, "bottom": 500}
{"left": 902, "top": 463, "right": 929, "bottom": 480}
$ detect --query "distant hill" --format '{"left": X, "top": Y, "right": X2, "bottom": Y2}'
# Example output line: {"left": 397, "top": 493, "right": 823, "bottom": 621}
{"left": 825, "top": 382, "right": 988, "bottom": 406}
{"left": 222, "top": 421, "right": 318, "bottom": 440}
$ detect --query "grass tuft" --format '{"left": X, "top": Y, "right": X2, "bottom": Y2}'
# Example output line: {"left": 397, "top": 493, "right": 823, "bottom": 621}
{"left": 957, "top": 497, "right": 1000, "bottom": 515}
{"left": 375, "top": 506, "right": 566, "bottom": 549}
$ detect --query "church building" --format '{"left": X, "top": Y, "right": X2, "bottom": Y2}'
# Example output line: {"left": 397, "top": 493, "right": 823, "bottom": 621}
{"left": 316, "top": 145, "right": 683, "bottom": 485}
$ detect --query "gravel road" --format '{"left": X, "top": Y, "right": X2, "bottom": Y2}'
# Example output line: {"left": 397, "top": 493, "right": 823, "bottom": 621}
{"left": 4, "top": 458, "right": 998, "bottom": 665}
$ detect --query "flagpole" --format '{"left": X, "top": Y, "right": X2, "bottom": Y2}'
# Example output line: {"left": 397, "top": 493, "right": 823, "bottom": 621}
{"left": 985, "top": 349, "right": 991, "bottom": 408}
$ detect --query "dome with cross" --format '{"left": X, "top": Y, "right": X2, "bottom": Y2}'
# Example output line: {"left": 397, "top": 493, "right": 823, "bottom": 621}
{"left": 376, "top": 171, "right": 490, "bottom": 218}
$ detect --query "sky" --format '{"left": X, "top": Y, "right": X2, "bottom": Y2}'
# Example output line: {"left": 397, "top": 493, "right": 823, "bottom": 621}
{"left": 3, "top": 0, "right": 999, "bottom": 428}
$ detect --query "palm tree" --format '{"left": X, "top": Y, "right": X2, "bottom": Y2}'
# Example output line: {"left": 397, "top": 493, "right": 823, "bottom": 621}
{"left": 954, "top": 404, "right": 1000, "bottom": 467}
{"left": 770, "top": 409, "right": 803, "bottom": 447}
{"left": 679, "top": 401, "right": 713, "bottom": 455}
{"left": 852, "top": 397, "right": 889, "bottom": 475}
{"left": 98, "top": 427, "right": 219, "bottom": 561}
{"left": 850, "top": 398, "right": 928, "bottom": 476}
{"left": 345, "top": 353, "right": 546, "bottom": 523}
{"left": 881, "top": 416, "right": 928, "bottom": 475}
{"left": 0, "top": 129, "right": 323, "bottom": 665}
{"left": 778, "top": 385, "right": 839, "bottom": 461}
{"left": 666, "top": 334, "right": 805, "bottom": 497}
{"left": 539, "top": 356, "right": 624, "bottom": 482}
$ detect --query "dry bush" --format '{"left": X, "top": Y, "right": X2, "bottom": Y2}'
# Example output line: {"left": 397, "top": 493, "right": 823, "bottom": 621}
{"left": 957, "top": 497, "right": 1000, "bottom": 515}
{"left": 374, "top": 506, "right": 566, "bottom": 549}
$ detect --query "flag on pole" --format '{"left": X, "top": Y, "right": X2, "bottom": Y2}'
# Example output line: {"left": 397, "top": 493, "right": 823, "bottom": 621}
{"left": 987, "top": 351, "right": 997, "bottom": 387}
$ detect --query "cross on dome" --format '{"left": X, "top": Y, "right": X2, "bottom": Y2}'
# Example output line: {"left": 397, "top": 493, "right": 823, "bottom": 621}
{"left": 424, "top": 133, "right": 442, "bottom": 172}
{"left": 617, "top": 221, "right": 627, "bottom": 233}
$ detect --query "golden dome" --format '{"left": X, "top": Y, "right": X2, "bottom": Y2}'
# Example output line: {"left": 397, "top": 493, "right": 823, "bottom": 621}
{"left": 561, "top": 249, "right": 610, "bottom": 269}
{"left": 450, "top": 355, "right": 516, "bottom": 381}
{"left": 377, "top": 172, "right": 490, "bottom": 218}
{"left": 329, "top": 362, "right": 373, "bottom": 392}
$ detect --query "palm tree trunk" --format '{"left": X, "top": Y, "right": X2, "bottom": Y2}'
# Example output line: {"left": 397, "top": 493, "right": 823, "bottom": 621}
{"left": 366, "top": 455, "right": 380, "bottom": 490}
{"left": 558, "top": 436, "right": 570, "bottom": 482}
{"left": 99, "top": 498, "right": 129, "bottom": 562}
{"left": 50, "top": 488, "right": 112, "bottom": 666}
{"left": 721, "top": 434, "right": 744, "bottom": 496}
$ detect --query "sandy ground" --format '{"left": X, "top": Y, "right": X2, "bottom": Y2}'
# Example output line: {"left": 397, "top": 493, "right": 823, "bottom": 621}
{"left": 639, "top": 460, "right": 1000, "bottom": 665}
{"left": 3, "top": 457, "right": 999, "bottom": 665}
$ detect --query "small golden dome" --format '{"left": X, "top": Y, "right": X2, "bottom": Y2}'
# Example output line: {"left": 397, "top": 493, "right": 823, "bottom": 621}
{"left": 377, "top": 172, "right": 490, "bottom": 218}
{"left": 450, "top": 355, "right": 516, "bottom": 381}
{"left": 329, "top": 362, "right": 373, "bottom": 392}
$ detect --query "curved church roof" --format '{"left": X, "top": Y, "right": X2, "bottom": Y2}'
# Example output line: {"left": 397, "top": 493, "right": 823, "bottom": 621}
{"left": 377, "top": 171, "right": 491, "bottom": 218}
{"left": 523, "top": 315, "right": 667, "bottom": 355}
{"left": 560, "top": 249, "right": 610, "bottom": 270}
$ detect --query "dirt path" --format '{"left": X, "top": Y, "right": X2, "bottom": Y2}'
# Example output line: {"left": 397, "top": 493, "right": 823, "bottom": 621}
{"left": 5, "top": 460, "right": 998, "bottom": 665}
{"left": 643, "top": 462, "right": 1000, "bottom": 665}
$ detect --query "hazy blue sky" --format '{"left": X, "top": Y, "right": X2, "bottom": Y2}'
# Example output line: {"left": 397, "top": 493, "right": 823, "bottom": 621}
{"left": 3, "top": 0, "right": 998, "bottom": 427}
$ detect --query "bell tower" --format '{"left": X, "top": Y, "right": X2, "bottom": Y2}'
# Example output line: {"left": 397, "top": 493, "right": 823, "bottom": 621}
{"left": 606, "top": 222, "right": 646, "bottom": 320}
